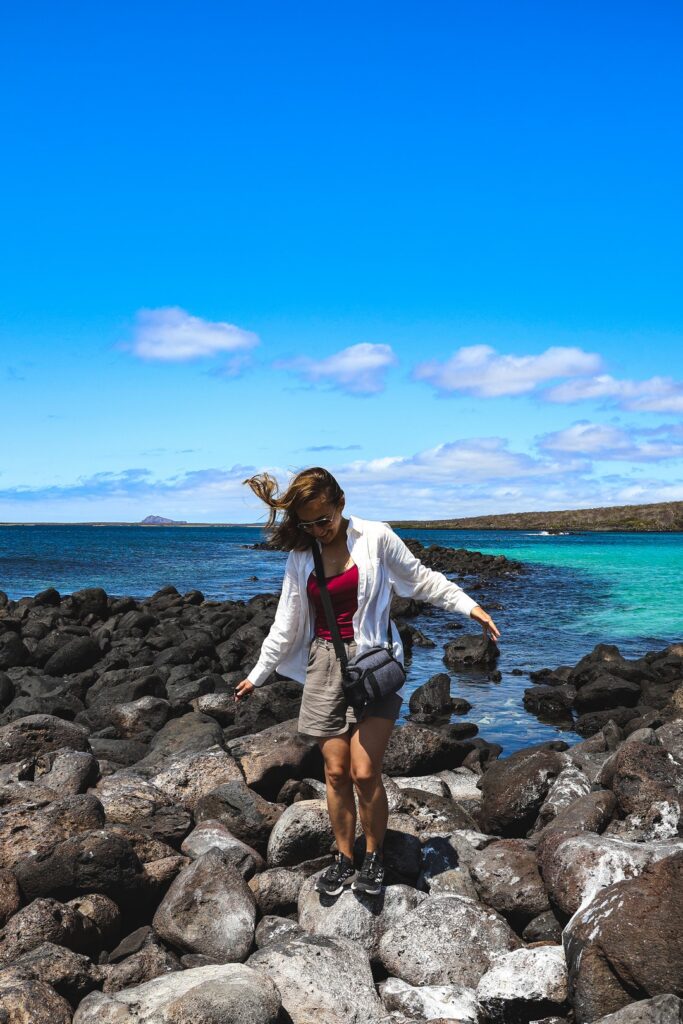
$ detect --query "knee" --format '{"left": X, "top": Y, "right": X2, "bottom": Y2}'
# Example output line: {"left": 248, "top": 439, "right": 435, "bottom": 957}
{"left": 325, "top": 764, "right": 351, "bottom": 790}
{"left": 351, "top": 766, "right": 382, "bottom": 793}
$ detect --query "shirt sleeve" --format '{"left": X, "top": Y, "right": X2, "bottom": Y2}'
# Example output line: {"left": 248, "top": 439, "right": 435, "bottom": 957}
{"left": 246, "top": 551, "right": 302, "bottom": 687}
{"left": 380, "top": 525, "right": 479, "bottom": 618}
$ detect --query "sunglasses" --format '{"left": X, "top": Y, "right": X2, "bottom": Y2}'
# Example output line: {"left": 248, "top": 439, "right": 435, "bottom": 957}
{"left": 297, "top": 511, "right": 338, "bottom": 532}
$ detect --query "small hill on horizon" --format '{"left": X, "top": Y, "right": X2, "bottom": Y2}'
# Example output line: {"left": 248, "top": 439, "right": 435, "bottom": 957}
{"left": 140, "top": 515, "right": 189, "bottom": 526}
{"left": 390, "top": 499, "right": 683, "bottom": 532}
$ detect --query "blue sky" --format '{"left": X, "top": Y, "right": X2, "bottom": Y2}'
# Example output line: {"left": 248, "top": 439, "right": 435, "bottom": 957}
{"left": 1, "top": 1, "right": 682, "bottom": 522}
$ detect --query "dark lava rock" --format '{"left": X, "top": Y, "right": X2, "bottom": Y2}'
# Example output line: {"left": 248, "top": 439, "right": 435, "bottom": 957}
{"left": 408, "top": 673, "right": 458, "bottom": 721}
{"left": 229, "top": 719, "right": 323, "bottom": 800}
{"left": 607, "top": 741, "right": 683, "bottom": 819}
{"left": 3, "top": 941, "right": 103, "bottom": 1004}
{"left": 469, "top": 838, "right": 551, "bottom": 926}
{"left": 383, "top": 723, "right": 476, "bottom": 776}
{"left": 575, "top": 708, "right": 641, "bottom": 737}
{"left": 0, "top": 632, "right": 30, "bottom": 670}
{"left": 72, "top": 588, "right": 109, "bottom": 621}
{"left": 44, "top": 636, "right": 103, "bottom": 676}
{"left": 194, "top": 780, "right": 284, "bottom": 856}
{"left": 0, "top": 897, "right": 102, "bottom": 962}
{"left": 14, "top": 830, "right": 145, "bottom": 902}
{"left": 444, "top": 633, "right": 500, "bottom": 670}
{"left": 573, "top": 675, "right": 642, "bottom": 712}
{"left": 479, "top": 743, "right": 570, "bottom": 837}
{"left": 0, "top": 714, "right": 90, "bottom": 763}
{"left": 564, "top": 852, "right": 683, "bottom": 1023}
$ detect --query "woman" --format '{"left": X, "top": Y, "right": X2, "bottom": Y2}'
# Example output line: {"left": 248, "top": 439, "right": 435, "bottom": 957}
{"left": 235, "top": 467, "right": 500, "bottom": 898}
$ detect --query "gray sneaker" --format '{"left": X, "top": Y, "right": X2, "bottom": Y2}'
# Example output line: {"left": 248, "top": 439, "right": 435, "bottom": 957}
{"left": 314, "top": 853, "right": 356, "bottom": 896}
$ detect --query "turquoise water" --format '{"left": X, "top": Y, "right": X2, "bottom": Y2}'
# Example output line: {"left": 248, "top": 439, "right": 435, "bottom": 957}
{"left": 452, "top": 530, "right": 683, "bottom": 640}
{"left": 1, "top": 525, "right": 681, "bottom": 753}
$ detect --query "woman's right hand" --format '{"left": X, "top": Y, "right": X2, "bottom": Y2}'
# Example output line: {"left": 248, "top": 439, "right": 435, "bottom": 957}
{"left": 235, "top": 679, "right": 255, "bottom": 702}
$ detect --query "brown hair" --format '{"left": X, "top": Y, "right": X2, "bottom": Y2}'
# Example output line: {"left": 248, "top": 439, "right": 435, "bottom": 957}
{"left": 242, "top": 467, "right": 345, "bottom": 551}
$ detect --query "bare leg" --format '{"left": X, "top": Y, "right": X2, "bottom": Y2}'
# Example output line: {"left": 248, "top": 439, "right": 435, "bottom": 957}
{"left": 318, "top": 733, "right": 355, "bottom": 859}
{"left": 349, "top": 717, "right": 396, "bottom": 853}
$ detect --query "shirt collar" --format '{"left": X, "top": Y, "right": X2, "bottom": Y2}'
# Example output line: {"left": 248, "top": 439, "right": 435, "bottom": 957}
{"left": 346, "top": 514, "right": 362, "bottom": 535}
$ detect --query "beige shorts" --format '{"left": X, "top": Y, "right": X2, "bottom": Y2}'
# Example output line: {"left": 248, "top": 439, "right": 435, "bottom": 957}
{"left": 298, "top": 636, "right": 403, "bottom": 739}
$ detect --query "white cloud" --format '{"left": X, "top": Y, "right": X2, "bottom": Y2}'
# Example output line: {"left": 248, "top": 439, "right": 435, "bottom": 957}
{"left": 545, "top": 374, "right": 683, "bottom": 413}
{"left": 4, "top": 440, "right": 683, "bottom": 523}
{"left": 539, "top": 421, "right": 683, "bottom": 462}
{"left": 413, "top": 345, "right": 602, "bottom": 397}
{"left": 124, "top": 307, "right": 259, "bottom": 362}
{"left": 273, "top": 343, "right": 398, "bottom": 395}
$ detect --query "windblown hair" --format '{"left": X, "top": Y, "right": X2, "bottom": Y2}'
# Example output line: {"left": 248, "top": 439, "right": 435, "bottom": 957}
{"left": 242, "top": 467, "right": 344, "bottom": 551}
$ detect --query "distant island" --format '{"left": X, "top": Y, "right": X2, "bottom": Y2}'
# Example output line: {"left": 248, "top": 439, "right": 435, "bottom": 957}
{"left": 140, "top": 515, "right": 189, "bottom": 526}
{"left": 389, "top": 499, "right": 683, "bottom": 533}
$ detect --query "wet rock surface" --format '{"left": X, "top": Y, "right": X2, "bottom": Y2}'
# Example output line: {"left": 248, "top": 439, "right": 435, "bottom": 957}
{"left": 0, "top": 583, "right": 681, "bottom": 1022}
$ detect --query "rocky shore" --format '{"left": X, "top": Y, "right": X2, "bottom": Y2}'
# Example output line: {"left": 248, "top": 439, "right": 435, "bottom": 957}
{"left": 0, "top": 581, "right": 681, "bottom": 1023}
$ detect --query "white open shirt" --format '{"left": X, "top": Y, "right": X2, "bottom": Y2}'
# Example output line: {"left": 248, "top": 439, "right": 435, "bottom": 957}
{"left": 246, "top": 514, "right": 479, "bottom": 690}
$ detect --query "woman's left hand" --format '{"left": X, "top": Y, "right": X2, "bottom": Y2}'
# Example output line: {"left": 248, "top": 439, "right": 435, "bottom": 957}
{"left": 470, "top": 605, "right": 501, "bottom": 642}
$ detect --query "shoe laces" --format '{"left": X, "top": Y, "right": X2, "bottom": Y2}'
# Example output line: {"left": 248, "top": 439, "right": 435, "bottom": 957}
{"left": 361, "top": 852, "right": 383, "bottom": 878}
{"left": 326, "top": 852, "right": 353, "bottom": 881}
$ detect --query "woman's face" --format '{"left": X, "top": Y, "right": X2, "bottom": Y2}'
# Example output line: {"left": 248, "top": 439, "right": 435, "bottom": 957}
{"left": 294, "top": 494, "right": 345, "bottom": 545}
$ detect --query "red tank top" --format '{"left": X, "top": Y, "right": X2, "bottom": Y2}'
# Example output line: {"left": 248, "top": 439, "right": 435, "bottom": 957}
{"left": 307, "top": 563, "right": 359, "bottom": 640}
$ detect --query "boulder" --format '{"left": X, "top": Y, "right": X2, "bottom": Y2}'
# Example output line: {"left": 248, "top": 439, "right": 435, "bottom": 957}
{"left": 142, "top": 713, "right": 225, "bottom": 763}
{"left": 73, "top": 963, "right": 282, "bottom": 1023}
{"left": 0, "top": 715, "right": 90, "bottom": 763}
{"left": 378, "top": 893, "right": 521, "bottom": 986}
{"left": 181, "top": 821, "right": 265, "bottom": 878}
{"left": 591, "top": 995, "right": 683, "bottom": 1024}
{"left": 397, "top": 787, "right": 479, "bottom": 834}
{"left": 13, "top": 829, "right": 144, "bottom": 902}
{"left": 152, "top": 848, "right": 256, "bottom": 962}
{"left": 248, "top": 933, "right": 385, "bottom": 1024}
{"left": 1, "top": 941, "right": 103, "bottom": 1004}
{"left": 380, "top": 977, "right": 479, "bottom": 1023}
{"left": 0, "top": 632, "right": 31, "bottom": 670}
{"left": 476, "top": 945, "right": 568, "bottom": 1023}
{"left": 535, "top": 766, "right": 592, "bottom": 830}
{"left": 44, "top": 637, "right": 102, "bottom": 675}
{"left": 563, "top": 853, "right": 683, "bottom": 1023}
{"left": 469, "top": 839, "right": 550, "bottom": 924}
{"left": 0, "top": 869, "right": 20, "bottom": 926}
{"left": 538, "top": 831, "right": 683, "bottom": 918}
{"left": 408, "top": 673, "right": 459, "bottom": 721}
{"left": 254, "top": 915, "right": 303, "bottom": 948}
{"left": 0, "top": 793, "right": 105, "bottom": 870}
{"left": 145, "top": 747, "right": 244, "bottom": 810}
{"left": 37, "top": 749, "right": 98, "bottom": 795}
{"left": 194, "top": 780, "right": 284, "bottom": 856}
{"left": 534, "top": 791, "right": 617, "bottom": 841}
{"left": 383, "top": 724, "right": 475, "bottom": 776}
{"left": 248, "top": 866, "right": 307, "bottom": 917}
{"left": 607, "top": 742, "right": 683, "bottom": 819}
{"left": 443, "top": 633, "right": 499, "bottom": 670}
{"left": 94, "top": 775, "right": 191, "bottom": 844}
{"left": 0, "top": 898, "right": 101, "bottom": 962}
{"left": 100, "top": 940, "right": 181, "bottom": 994}
{"left": 229, "top": 719, "right": 323, "bottom": 799}
{"left": 479, "top": 745, "right": 570, "bottom": 836}
{"left": 0, "top": 975, "right": 72, "bottom": 1022}
{"left": 267, "top": 799, "right": 335, "bottom": 866}
{"left": 573, "top": 675, "right": 642, "bottom": 712}
{"left": 298, "top": 875, "right": 426, "bottom": 961}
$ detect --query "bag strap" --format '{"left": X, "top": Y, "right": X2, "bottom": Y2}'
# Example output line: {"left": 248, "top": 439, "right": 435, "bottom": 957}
{"left": 309, "top": 538, "right": 394, "bottom": 667}
{"left": 310, "top": 539, "right": 350, "bottom": 670}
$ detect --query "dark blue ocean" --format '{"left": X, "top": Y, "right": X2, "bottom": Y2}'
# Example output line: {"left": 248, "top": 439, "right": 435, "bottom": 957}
{"left": 1, "top": 524, "right": 681, "bottom": 754}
